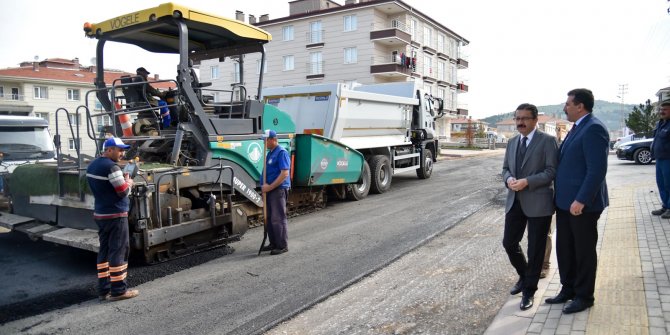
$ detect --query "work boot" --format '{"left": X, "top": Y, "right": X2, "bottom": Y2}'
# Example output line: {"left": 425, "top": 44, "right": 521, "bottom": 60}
{"left": 108, "top": 289, "right": 139, "bottom": 302}
{"left": 652, "top": 207, "right": 667, "bottom": 215}
{"left": 662, "top": 211, "right": 670, "bottom": 219}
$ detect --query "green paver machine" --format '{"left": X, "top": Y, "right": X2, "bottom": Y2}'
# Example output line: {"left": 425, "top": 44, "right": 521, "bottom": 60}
{"left": 0, "top": 3, "right": 364, "bottom": 263}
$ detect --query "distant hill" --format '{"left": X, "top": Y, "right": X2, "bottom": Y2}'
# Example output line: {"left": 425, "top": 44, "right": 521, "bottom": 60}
{"left": 481, "top": 100, "right": 637, "bottom": 132}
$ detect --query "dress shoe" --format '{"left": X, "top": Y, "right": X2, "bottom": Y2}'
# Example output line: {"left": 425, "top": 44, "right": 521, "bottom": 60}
{"left": 260, "top": 244, "right": 274, "bottom": 252}
{"left": 562, "top": 298, "right": 593, "bottom": 314}
{"left": 539, "top": 269, "right": 548, "bottom": 279}
{"left": 520, "top": 295, "right": 534, "bottom": 310}
{"left": 270, "top": 247, "right": 288, "bottom": 255}
{"left": 662, "top": 211, "right": 670, "bottom": 219}
{"left": 652, "top": 207, "right": 667, "bottom": 215}
{"left": 545, "top": 290, "right": 574, "bottom": 304}
{"left": 99, "top": 293, "right": 110, "bottom": 302}
{"left": 509, "top": 278, "right": 523, "bottom": 295}
{"left": 108, "top": 289, "right": 139, "bottom": 302}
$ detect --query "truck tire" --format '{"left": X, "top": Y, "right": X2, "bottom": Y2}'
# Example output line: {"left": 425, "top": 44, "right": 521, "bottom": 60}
{"left": 369, "top": 155, "right": 392, "bottom": 194}
{"left": 416, "top": 149, "right": 433, "bottom": 179}
{"left": 346, "top": 160, "right": 371, "bottom": 201}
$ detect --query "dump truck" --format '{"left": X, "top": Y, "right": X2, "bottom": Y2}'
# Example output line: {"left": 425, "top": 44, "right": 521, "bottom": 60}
{"left": 263, "top": 82, "right": 438, "bottom": 199}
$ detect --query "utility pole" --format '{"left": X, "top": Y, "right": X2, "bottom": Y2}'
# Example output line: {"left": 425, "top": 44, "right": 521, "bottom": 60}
{"left": 618, "top": 84, "right": 628, "bottom": 136}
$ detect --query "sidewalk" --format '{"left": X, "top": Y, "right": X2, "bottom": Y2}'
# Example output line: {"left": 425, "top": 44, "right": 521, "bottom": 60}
{"left": 485, "top": 183, "right": 670, "bottom": 335}
{"left": 439, "top": 147, "right": 504, "bottom": 159}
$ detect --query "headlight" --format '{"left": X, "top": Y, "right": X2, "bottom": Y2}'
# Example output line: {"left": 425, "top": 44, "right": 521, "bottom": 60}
{"left": 620, "top": 145, "right": 632, "bottom": 150}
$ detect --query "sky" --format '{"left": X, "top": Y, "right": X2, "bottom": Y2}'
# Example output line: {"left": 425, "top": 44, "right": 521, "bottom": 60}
{"left": 1, "top": 0, "right": 669, "bottom": 119}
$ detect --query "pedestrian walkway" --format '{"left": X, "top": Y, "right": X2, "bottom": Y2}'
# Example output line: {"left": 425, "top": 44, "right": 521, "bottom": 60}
{"left": 486, "top": 184, "right": 670, "bottom": 334}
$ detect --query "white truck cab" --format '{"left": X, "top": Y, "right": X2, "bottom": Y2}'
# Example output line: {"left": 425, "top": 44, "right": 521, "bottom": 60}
{"left": 0, "top": 115, "right": 56, "bottom": 191}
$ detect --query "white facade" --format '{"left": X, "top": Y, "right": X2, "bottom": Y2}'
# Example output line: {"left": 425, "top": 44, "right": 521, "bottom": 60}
{"left": 200, "top": 0, "right": 469, "bottom": 140}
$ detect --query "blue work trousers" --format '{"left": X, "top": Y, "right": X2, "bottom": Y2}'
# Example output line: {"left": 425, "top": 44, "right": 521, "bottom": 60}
{"left": 657, "top": 159, "right": 670, "bottom": 209}
{"left": 266, "top": 188, "right": 288, "bottom": 250}
{"left": 96, "top": 217, "right": 130, "bottom": 297}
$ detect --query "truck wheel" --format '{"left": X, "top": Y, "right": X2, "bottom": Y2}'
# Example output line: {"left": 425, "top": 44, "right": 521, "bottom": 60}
{"left": 416, "top": 149, "right": 433, "bottom": 179}
{"left": 369, "top": 155, "right": 392, "bottom": 194}
{"left": 346, "top": 160, "right": 370, "bottom": 201}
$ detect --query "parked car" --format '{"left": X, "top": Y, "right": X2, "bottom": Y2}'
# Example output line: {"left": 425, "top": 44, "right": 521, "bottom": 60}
{"left": 616, "top": 138, "right": 654, "bottom": 165}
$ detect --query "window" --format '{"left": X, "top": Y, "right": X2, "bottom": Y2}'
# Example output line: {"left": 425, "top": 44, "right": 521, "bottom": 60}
{"left": 68, "top": 138, "right": 81, "bottom": 151}
{"left": 233, "top": 62, "right": 240, "bottom": 83}
{"left": 96, "top": 115, "right": 112, "bottom": 132}
{"left": 437, "top": 34, "right": 445, "bottom": 53}
{"left": 423, "top": 55, "right": 433, "bottom": 76}
{"left": 450, "top": 63, "right": 457, "bottom": 83}
{"left": 410, "top": 19, "right": 418, "bottom": 40}
{"left": 310, "top": 21, "right": 322, "bottom": 43}
{"left": 309, "top": 52, "right": 323, "bottom": 75}
{"left": 343, "top": 15, "right": 357, "bottom": 32}
{"left": 423, "top": 84, "right": 432, "bottom": 96}
{"left": 282, "top": 25, "right": 294, "bottom": 41}
{"left": 211, "top": 66, "right": 219, "bottom": 79}
{"left": 35, "top": 112, "right": 49, "bottom": 121}
{"left": 68, "top": 113, "right": 80, "bottom": 125}
{"left": 256, "top": 59, "right": 268, "bottom": 74}
{"left": 283, "top": 55, "right": 295, "bottom": 71}
{"left": 34, "top": 86, "right": 48, "bottom": 99}
{"left": 67, "top": 88, "right": 80, "bottom": 101}
{"left": 95, "top": 99, "right": 104, "bottom": 111}
{"left": 437, "top": 88, "right": 445, "bottom": 100}
{"left": 437, "top": 61, "right": 445, "bottom": 81}
{"left": 344, "top": 47, "right": 357, "bottom": 64}
{"left": 11, "top": 88, "right": 19, "bottom": 100}
{"left": 423, "top": 26, "right": 432, "bottom": 47}
{"left": 0, "top": 87, "right": 3, "bottom": 98}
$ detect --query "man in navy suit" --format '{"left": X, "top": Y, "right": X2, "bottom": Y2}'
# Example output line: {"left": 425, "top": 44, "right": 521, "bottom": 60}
{"left": 546, "top": 88, "right": 609, "bottom": 314}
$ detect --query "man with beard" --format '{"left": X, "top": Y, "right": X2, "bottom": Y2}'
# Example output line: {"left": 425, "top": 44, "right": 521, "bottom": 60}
{"left": 501, "top": 103, "right": 558, "bottom": 310}
{"left": 547, "top": 88, "right": 608, "bottom": 314}
{"left": 651, "top": 100, "right": 670, "bottom": 218}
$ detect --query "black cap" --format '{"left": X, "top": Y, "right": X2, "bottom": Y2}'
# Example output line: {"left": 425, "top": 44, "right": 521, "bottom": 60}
{"left": 136, "top": 67, "right": 150, "bottom": 75}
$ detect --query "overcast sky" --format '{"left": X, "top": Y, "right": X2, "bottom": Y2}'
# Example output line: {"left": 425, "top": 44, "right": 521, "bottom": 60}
{"left": 1, "top": 0, "right": 669, "bottom": 119}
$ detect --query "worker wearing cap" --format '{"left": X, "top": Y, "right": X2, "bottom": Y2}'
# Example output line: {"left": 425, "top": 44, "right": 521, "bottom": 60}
{"left": 260, "top": 129, "right": 291, "bottom": 255}
{"left": 136, "top": 67, "right": 165, "bottom": 106}
{"left": 86, "top": 137, "right": 139, "bottom": 301}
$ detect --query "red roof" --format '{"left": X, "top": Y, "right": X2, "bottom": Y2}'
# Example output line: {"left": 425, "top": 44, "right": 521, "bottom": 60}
{"left": 0, "top": 64, "right": 174, "bottom": 90}
{"left": 451, "top": 117, "right": 482, "bottom": 123}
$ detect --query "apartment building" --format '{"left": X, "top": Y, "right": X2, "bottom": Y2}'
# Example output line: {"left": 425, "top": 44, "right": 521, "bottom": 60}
{"left": 0, "top": 58, "right": 170, "bottom": 157}
{"left": 199, "top": 0, "right": 469, "bottom": 139}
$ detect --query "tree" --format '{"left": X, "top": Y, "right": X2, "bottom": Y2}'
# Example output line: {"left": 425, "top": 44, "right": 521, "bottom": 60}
{"left": 625, "top": 100, "right": 658, "bottom": 138}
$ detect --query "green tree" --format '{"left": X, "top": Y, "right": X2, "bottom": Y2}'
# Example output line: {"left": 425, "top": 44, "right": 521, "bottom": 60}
{"left": 625, "top": 100, "right": 658, "bottom": 138}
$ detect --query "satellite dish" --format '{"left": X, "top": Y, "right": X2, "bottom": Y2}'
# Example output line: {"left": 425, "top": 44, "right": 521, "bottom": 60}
{"left": 34, "top": 55, "right": 39, "bottom": 61}
{"left": 90, "top": 57, "right": 96, "bottom": 65}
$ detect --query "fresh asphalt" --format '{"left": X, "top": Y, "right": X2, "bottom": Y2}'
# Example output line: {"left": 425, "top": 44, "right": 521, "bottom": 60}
{"left": 1, "top": 153, "right": 507, "bottom": 334}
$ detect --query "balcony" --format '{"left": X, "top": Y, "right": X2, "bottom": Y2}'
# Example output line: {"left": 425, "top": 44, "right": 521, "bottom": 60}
{"left": 306, "top": 61, "right": 325, "bottom": 80}
{"left": 370, "top": 20, "right": 411, "bottom": 47}
{"left": 457, "top": 104, "right": 469, "bottom": 116}
{"left": 457, "top": 57, "right": 469, "bottom": 69}
{"left": 0, "top": 94, "right": 34, "bottom": 114}
{"left": 306, "top": 30, "right": 325, "bottom": 48}
{"left": 370, "top": 56, "right": 412, "bottom": 78}
{"left": 457, "top": 82, "right": 469, "bottom": 93}
{"left": 422, "top": 45, "right": 436, "bottom": 55}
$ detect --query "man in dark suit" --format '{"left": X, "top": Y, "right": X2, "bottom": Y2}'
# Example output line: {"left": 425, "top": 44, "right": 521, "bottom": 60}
{"left": 546, "top": 88, "right": 609, "bottom": 314}
{"left": 502, "top": 103, "right": 559, "bottom": 310}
